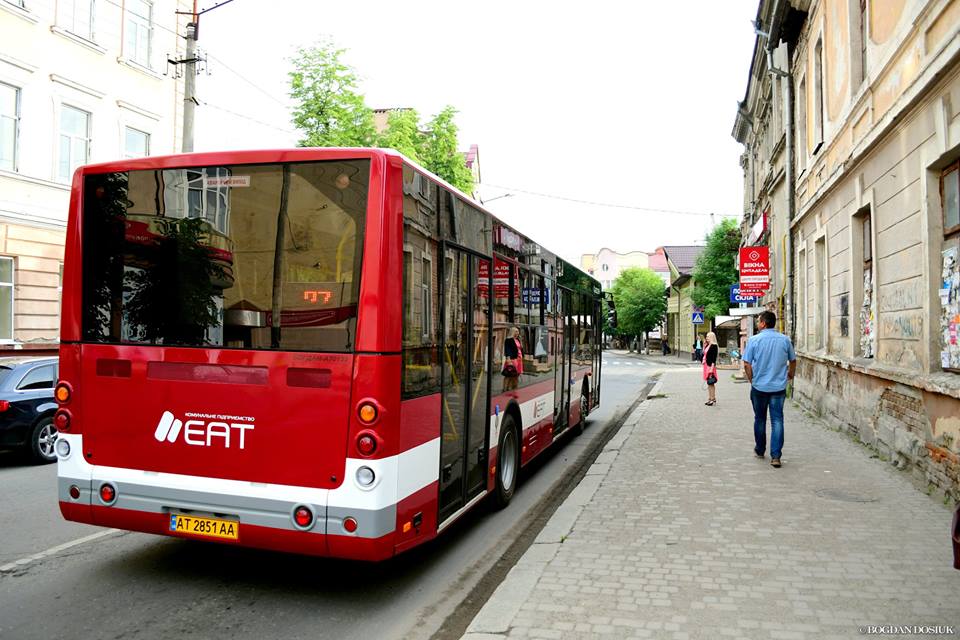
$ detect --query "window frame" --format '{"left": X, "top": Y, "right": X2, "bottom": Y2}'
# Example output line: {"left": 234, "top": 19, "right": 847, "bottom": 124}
{"left": 125, "top": 0, "right": 153, "bottom": 68}
{"left": 0, "top": 81, "right": 20, "bottom": 173}
{"left": 813, "top": 37, "right": 825, "bottom": 154}
{"left": 123, "top": 126, "right": 150, "bottom": 159}
{"left": 58, "top": 104, "right": 91, "bottom": 183}
{"left": 58, "top": 0, "right": 96, "bottom": 41}
{"left": 941, "top": 161, "right": 960, "bottom": 237}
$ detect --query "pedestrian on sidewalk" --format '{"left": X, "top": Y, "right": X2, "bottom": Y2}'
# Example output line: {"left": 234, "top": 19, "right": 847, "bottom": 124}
{"left": 693, "top": 336, "right": 703, "bottom": 362}
{"left": 702, "top": 331, "right": 719, "bottom": 406}
{"left": 742, "top": 310, "right": 796, "bottom": 468}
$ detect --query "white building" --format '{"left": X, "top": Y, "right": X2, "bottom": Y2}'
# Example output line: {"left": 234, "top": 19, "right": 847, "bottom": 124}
{"left": 0, "top": 0, "right": 188, "bottom": 352}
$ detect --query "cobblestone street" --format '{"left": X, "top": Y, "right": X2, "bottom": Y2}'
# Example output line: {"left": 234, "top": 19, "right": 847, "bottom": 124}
{"left": 463, "top": 368, "right": 960, "bottom": 640}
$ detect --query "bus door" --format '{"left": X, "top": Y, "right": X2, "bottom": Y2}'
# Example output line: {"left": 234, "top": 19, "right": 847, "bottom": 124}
{"left": 438, "top": 247, "right": 492, "bottom": 523}
{"left": 592, "top": 297, "right": 602, "bottom": 404}
{"left": 553, "top": 287, "right": 573, "bottom": 432}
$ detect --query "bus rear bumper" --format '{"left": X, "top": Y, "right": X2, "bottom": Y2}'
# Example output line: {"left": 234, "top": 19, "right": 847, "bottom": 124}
{"left": 56, "top": 434, "right": 402, "bottom": 561}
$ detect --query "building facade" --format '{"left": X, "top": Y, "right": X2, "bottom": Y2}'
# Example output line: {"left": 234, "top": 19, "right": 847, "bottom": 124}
{"left": 0, "top": 0, "right": 188, "bottom": 352}
{"left": 580, "top": 247, "right": 651, "bottom": 291}
{"left": 735, "top": 0, "right": 960, "bottom": 496}
{"left": 663, "top": 245, "right": 705, "bottom": 356}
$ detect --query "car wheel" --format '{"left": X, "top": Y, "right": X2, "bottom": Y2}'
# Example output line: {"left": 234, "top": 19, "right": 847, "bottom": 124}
{"left": 30, "top": 416, "right": 57, "bottom": 464}
{"left": 492, "top": 413, "right": 520, "bottom": 509}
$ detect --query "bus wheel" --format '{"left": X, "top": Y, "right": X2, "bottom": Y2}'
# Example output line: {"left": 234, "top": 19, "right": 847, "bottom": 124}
{"left": 574, "top": 387, "right": 589, "bottom": 436}
{"left": 493, "top": 414, "right": 519, "bottom": 509}
{"left": 30, "top": 416, "right": 57, "bottom": 464}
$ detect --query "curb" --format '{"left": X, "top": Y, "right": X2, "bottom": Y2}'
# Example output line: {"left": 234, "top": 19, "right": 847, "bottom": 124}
{"left": 459, "top": 383, "right": 657, "bottom": 639}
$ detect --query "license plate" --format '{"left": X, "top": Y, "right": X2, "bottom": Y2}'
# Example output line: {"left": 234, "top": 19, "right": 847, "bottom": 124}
{"left": 169, "top": 513, "right": 239, "bottom": 540}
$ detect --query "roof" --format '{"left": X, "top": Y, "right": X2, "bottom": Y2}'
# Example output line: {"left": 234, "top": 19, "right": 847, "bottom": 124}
{"left": 661, "top": 246, "right": 704, "bottom": 274}
{"left": 0, "top": 356, "right": 57, "bottom": 368}
{"left": 647, "top": 253, "right": 669, "bottom": 272}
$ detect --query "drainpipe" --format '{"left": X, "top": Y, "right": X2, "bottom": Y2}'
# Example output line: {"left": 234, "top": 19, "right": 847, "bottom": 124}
{"left": 767, "top": 44, "right": 795, "bottom": 342}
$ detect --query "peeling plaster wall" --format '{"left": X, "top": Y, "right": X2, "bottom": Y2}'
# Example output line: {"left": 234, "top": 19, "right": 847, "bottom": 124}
{"left": 788, "top": 0, "right": 960, "bottom": 495}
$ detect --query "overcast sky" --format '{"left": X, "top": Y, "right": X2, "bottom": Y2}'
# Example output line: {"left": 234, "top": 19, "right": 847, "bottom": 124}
{"left": 194, "top": 1, "right": 758, "bottom": 265}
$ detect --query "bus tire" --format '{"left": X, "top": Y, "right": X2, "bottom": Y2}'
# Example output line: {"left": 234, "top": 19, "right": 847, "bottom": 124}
{"left": 492, "top": 413, "right": 520, "bottom": 509}
{"left": 29, "top": 415, "right": 57, "bottom": 464}
{"left": 573, "top": 385, "right": 589, "bottom": 436}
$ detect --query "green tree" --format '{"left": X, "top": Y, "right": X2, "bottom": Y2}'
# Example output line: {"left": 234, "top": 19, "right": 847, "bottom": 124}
{"left": 421, "top": 106, "right": 474, "bottom": 194}
{"left": 691, "top": 218, "right": 741, "bottom": 321}
{"left": 376, "top": 108, "right": 424, "bottom": 162}
{"left": 289, "top": 40, "right": 376, "bottom": 147}
{"left": 610, "top": 267, "right": 668, "bottom": 348}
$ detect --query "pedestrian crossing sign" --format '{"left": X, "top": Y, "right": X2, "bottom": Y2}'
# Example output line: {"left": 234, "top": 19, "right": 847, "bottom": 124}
{"left": 692, "top": 312, "right": 705, "bottom": 324}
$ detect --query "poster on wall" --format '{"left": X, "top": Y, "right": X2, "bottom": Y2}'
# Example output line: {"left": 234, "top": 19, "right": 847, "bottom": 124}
{"left": 941, "top": 242, "right": 960, "bottom": 370}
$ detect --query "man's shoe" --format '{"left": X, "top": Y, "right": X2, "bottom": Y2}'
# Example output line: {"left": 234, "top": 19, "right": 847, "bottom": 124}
{"left": 770, "top": 458, "right": 782, "bottom": 468}
{"left": 754, "top": 450, "right": 764, "bottom": 459}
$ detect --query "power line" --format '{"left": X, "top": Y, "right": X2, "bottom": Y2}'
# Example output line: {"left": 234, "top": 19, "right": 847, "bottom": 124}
{"left": 205, "top": 52, "right": 289, "bottom": 109}
{"left": 201, "top": 101, "right": 297, "bottom": 135}
{"left": 481, "top": 183, "right": 739, "bottom": 218}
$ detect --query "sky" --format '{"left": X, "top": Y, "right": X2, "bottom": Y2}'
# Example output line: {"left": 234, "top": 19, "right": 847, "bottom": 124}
{"left": 194, "top": 0, "right": 759, "bottom": 266}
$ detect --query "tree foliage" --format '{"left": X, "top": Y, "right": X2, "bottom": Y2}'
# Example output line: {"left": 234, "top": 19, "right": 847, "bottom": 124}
{"left": 289, "top": 41, "right": 376, "bottom": 147}
{"left": 376, "top": 108, "right": 424, "bottom": 162}
{"left": 289, "top": 42, "right": 474, "bottom": 194}
{"left": 610, "top": 267, "right": 668, "bottom": 339}
{"left": 420, "top": 107, "right": 474, "bottom": 194}
{"left": 691, "top": 218, "right": 741, "bottom": 320}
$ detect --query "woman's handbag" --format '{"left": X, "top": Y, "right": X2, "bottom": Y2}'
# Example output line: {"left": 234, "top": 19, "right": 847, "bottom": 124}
{"left": 501, "top": 359, "right": 519, "bottom": 378}
{"left": 706, "top": 369, "right": 718, "bottom": 385}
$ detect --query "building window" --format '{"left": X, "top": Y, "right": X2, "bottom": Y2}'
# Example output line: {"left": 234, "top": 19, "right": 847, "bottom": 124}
{"left": 0, "top": 83, "right": 18, "bottom": 172}
{"left": 856, "top": 208, "right": 874, "bottom": 358}
{"left": 939, "top": 164, "right": 960, "bottom": 371}
{"left": 125, "top": 0, "right": 153, "bottom": 67}
{"left": 815, "top": 237, "right": 826, "bottom": 350}
{"left": 0, "top": 257, "right": 12, "bottom": 341}
{"left": 124, "top": 126, "right": 149, "bottom": 158}
{"left": 59, "top": 0, "right": 95, "bottom": 40}
{"left": 858, "top": 0, "right": 868, "bottom": 85}
{"left": 796, "top": 76, "right": 807, "bottom": 171}
{"left": 58, "top": 105, "right": 90, "bottom": 182}
{"left": 813, "top": 38, "right": 825, "bottom": 153}
{"left": 797, "top": 247, "right": 806, "bottom": 350}
{"left": 943, "top": 163, "right": 960, "bottom": 237}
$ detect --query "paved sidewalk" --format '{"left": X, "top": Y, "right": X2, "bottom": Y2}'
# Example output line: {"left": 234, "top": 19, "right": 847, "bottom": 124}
{"left": 462, "top": 369, "right": 960, "bottom": 640}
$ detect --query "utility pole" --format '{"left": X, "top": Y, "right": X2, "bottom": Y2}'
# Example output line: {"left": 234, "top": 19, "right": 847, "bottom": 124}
{"left": 170, "top": 0, "right": 236, "bottom": 152}
{"left": 182, "top": 12, "right": 197, "bottom": 152}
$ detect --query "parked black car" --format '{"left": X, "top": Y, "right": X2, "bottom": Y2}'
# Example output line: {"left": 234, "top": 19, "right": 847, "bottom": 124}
{"left": 0, "top": 357, "right": 59, "bottom": 463}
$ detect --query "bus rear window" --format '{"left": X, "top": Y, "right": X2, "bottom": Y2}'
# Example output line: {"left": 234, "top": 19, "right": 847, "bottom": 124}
{"left": 81, "top": 160, "right": 368, "bottom": 352}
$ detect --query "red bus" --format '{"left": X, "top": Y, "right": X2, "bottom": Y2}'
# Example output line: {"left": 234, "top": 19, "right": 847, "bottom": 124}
{"left": 55, "top": 148, "right": 604, "bottom": 561}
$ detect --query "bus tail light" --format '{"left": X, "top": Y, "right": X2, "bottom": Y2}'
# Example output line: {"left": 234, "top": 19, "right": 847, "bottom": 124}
{"left": 357, "top": 401, "right": 378, "bottom": 425}
{"left": 342, "top": 517, "right": 358, "bottom": 533}
{"left": 99, "top": 483, "right": 117, "bottom": 505}
{"left": 68, "top": 485, "right": 80, "bottom": 500}
{"left": 292, "top": 505, "right": 315, "bottom": 530}
{"left": 54, "top": 409, "right": 71, "bottom": 431}
{"left": 55, "top": 382, "right": 72, "bottom": 404}
{"left": 356, "top": 432, "right": 377, "bottom": 457}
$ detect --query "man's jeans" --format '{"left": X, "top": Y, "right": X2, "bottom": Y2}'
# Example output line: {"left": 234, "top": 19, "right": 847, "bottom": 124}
{"left": 750, "top": 388, "right": 786, "bottom": 459}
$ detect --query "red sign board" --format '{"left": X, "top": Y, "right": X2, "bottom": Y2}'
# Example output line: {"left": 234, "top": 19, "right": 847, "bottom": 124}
{"left": 477, "top": 259, "right": 513, "bottom": 297}
{"left": 739, "top": 246, "right": 770, "bottom": 292}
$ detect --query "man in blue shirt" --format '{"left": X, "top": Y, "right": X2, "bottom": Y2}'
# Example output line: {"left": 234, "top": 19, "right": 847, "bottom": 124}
{"left": 742, "top": 310, "right": 796, "bottom": 468}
